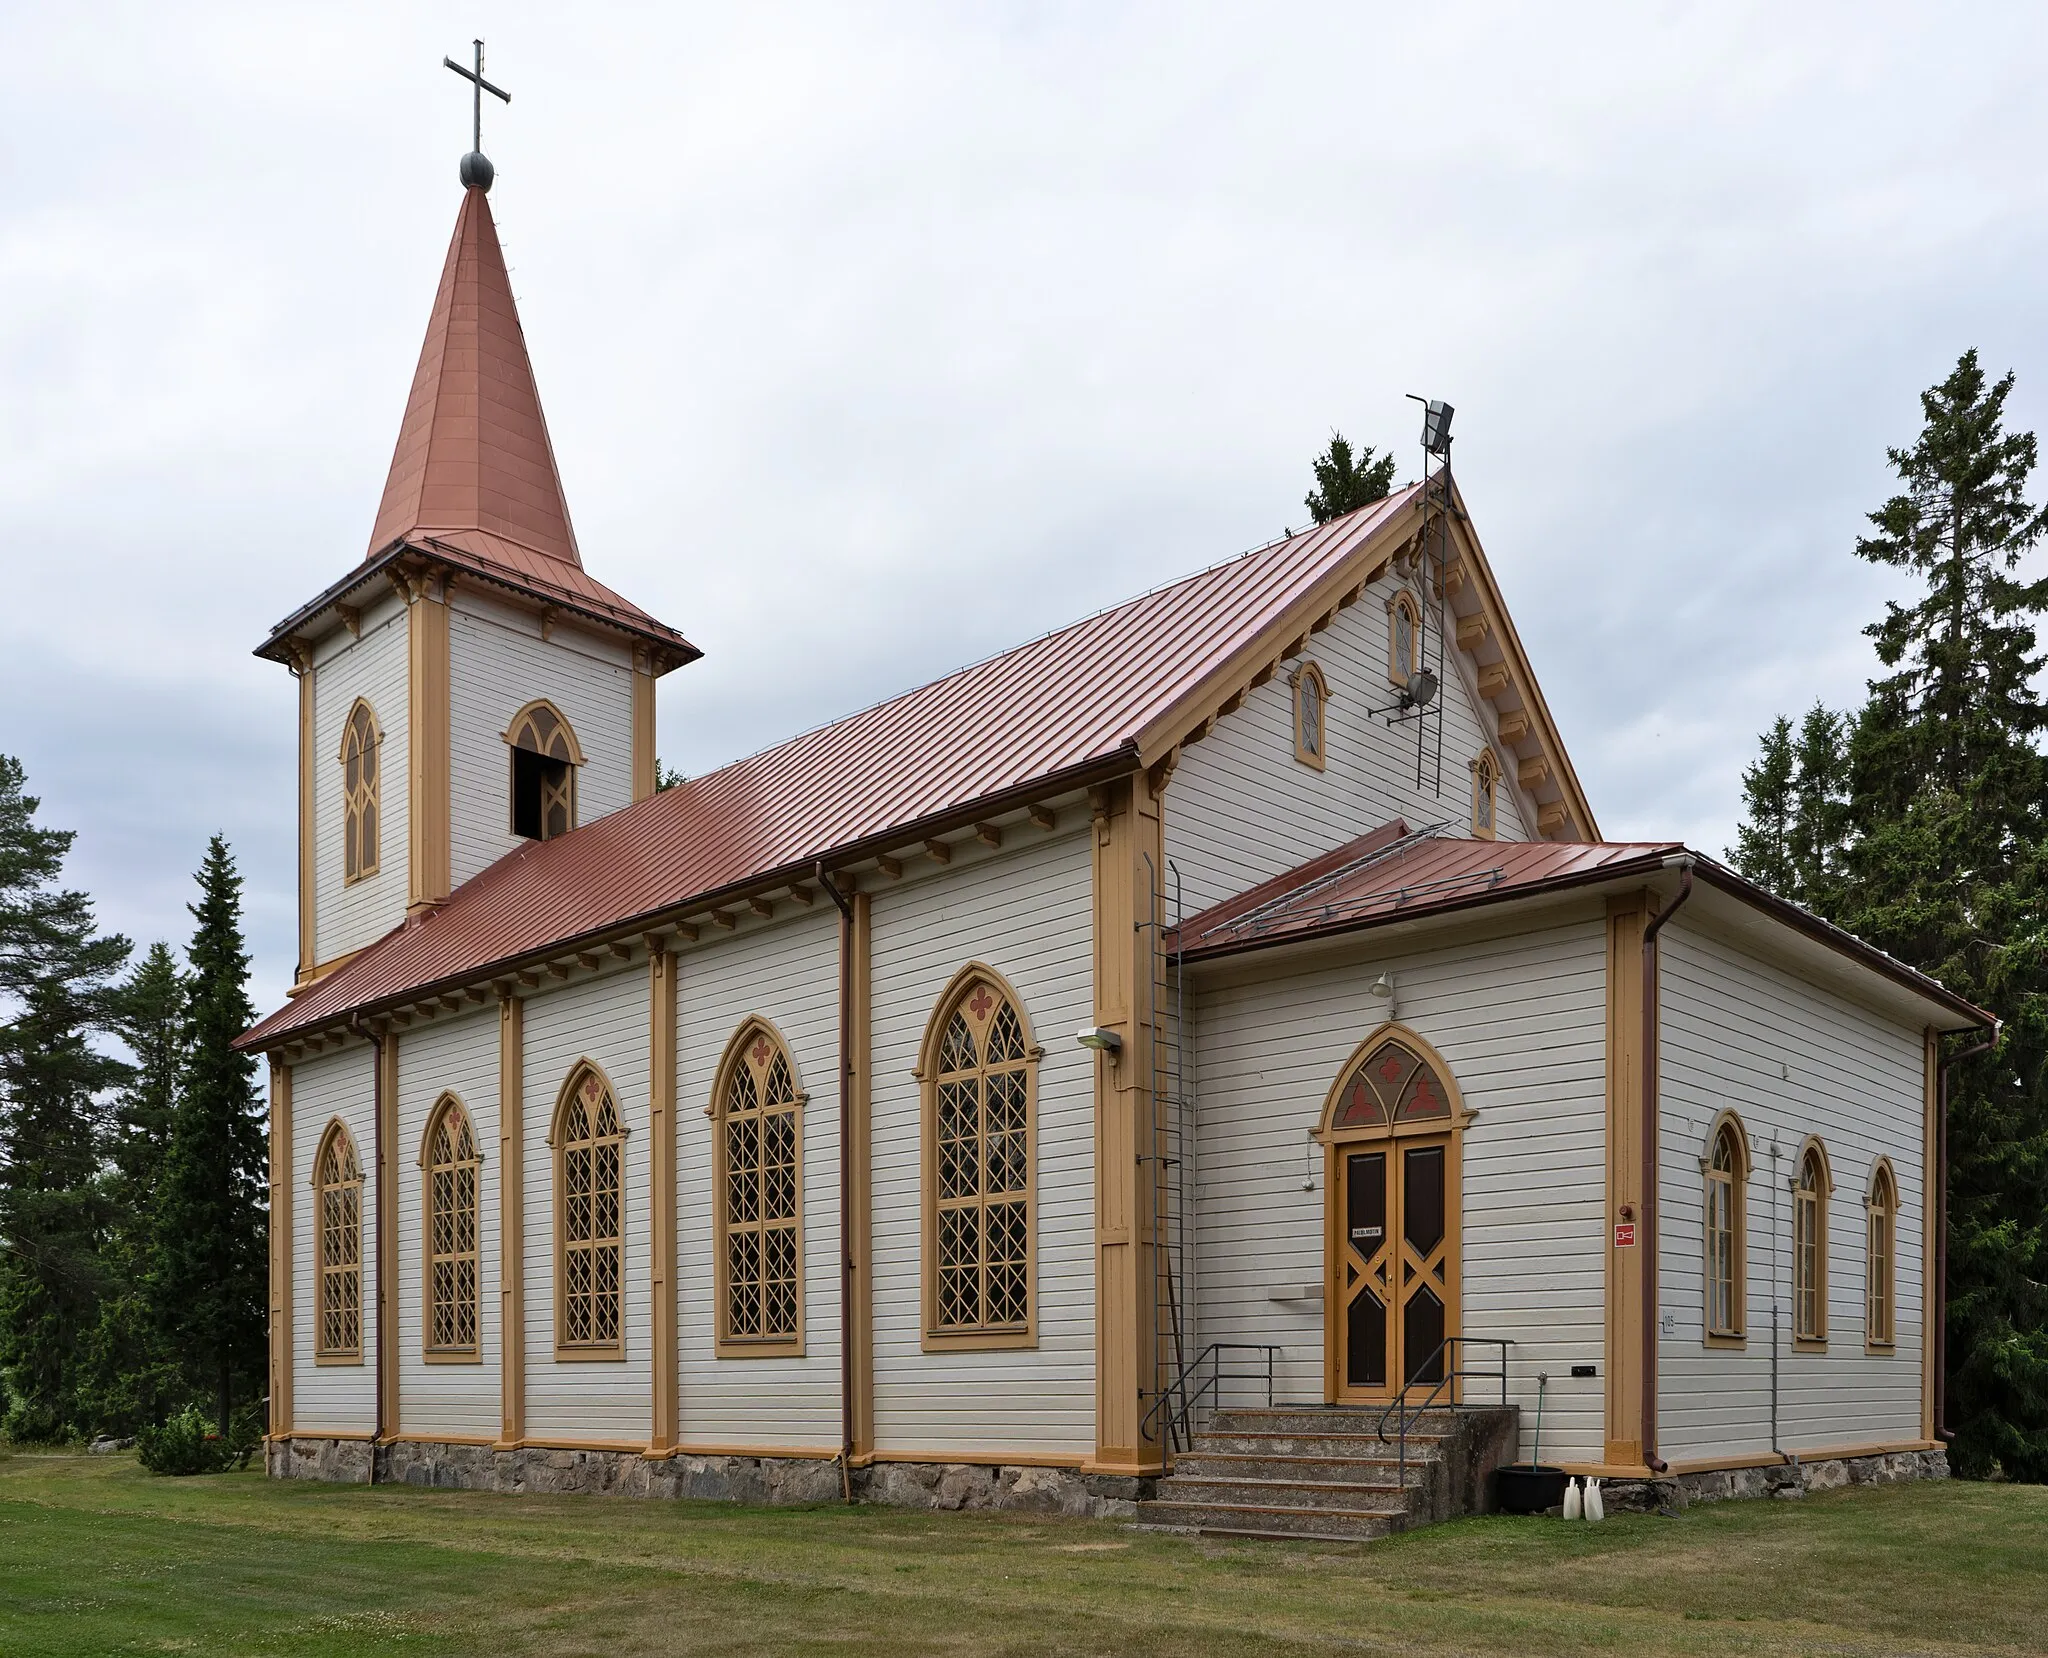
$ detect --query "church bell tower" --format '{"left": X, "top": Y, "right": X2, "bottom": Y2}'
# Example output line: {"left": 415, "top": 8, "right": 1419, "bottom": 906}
{"left": 254, "top": 52, "right": 697, "bottom": 992}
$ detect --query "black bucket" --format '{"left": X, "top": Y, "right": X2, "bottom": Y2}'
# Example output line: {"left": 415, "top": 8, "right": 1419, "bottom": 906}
{"left": 1494, "top": 1463, "right": 1569, "bottom": 1514}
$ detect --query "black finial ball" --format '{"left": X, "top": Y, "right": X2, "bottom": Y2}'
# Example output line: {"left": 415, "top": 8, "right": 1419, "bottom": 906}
{"left": 460, "top": 151, "right": 495, "bottom": 192}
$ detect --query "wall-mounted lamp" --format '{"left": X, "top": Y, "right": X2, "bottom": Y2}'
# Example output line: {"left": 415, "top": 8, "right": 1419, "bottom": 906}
{"left": 1075, "top": 1026, "right": 1122, "bottom": 1055}
{"left": 1369, "top": 972, "right": 1398, "bottom": 1016}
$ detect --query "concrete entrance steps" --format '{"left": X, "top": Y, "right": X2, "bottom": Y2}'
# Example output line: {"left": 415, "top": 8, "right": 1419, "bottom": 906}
{"left": 1132, "top": 1405, "right": 1518, "bottom": 1544}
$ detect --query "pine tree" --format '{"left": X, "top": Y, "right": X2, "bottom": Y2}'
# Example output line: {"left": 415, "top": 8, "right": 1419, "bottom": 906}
{"left": 1731, "top": 715, "right": 1796, "bottom": 895}
{"left": 0, "top": 756, "right": 131, "bottom": 1440}
{"left": 1304, "top": 432, "right": 1397, "bottom": 525}
{"left": 78, "top": 943, "right": 189, "bottom": 1435}
{"left": 154, "top": 838, "right": 265, "bottom": 1434}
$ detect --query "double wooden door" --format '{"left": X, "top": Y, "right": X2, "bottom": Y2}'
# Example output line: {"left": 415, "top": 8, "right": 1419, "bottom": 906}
{"left": 1332, "top": 1133, "right": 1454, "bottom": 1402}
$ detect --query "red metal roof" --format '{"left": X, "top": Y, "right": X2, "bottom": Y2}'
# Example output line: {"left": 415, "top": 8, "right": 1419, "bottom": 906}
{"left": 1173, "top": 827, "right": 1680, "bottom": 955}
{"left": 242, "top": 489, "right": 1423, "bottom": 1047}
{"left": 1171, "top": 825, "right": 1991, "bottom": 1027}
{"left": 369, "top": 185, "right": 581, "bottom": 568}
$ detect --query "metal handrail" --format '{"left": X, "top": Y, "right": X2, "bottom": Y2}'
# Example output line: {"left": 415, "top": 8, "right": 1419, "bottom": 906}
{"left": 1142, "top": 1342, "right": 1281, "bottom": 1452}
{"left": 1373, "top": 1336, "right": 1513, "bottom": 1492}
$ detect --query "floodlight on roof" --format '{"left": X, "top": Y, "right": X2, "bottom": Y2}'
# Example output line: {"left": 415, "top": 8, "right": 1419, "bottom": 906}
{"left": 1422, "top": 400, "right": 1455, "bottom": 456}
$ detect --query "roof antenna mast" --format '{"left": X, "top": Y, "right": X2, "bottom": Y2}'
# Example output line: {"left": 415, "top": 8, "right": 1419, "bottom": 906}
{"left": 1380, "top": 395, "right": 1453, "bottom": 796}
{"left": 444, "top": 38, "right": 512, "bottom": 192}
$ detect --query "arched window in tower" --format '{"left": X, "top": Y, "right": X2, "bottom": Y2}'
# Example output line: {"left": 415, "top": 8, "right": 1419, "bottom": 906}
{"left": 314, "top": 1122, "right": 364, "bottom": 1362}
{"left": 1793, "top": 1138, "right": 1832, "bottom": 1347}
{"left": 1293, "top": 661, "right": 1330, "bottom": 770}
{"left": 714, "top": 1020, "right": 805, "bottom": 1353}
{"left": 921, "top": 969, "right": 1039, "bottom": 1345}
{"left": 505, "top": 700, "right": 584, "bottom": 842}
{"left": 1387, "top": 589, "right": 1422, "bottom": 688}
{"left": 422, "top": 1095, "right": 480, "bottom": 1358}
{"left": 1866, "top": 1159, "right": 1898, "bottom": 1351}
{"left": 339, "top": 700, "right": 382, "bottom": 883}
{"left": 1703, "top": 1113, "right": 1750, "bottom": 1342}
{"left": 554, "top": 1064, "right": 623, "bottom": 1354}
{"left": 1471, "top": 751, "right": 1499, "bottom": 839}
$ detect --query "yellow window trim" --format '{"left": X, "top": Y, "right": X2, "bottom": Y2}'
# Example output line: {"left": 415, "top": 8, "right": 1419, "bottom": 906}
{"left": 311, "top": 1118, "right": 365, "bottom": 1364}
{"left": 1290, "top": 660, "right": 1330, "bottom": 771}
{"left": 338, "top": 697, "right": 383, "bottom": 887}
{"left": 549, "top": 1059, "right": 627, "bottom": 1358}
{"left": 1866, "top": 1155, "right": 1899, "bottom": 1354}
{"left": 711, "top": 1017, "right": 807, "bottom": 1359}
{"left": 916, "top": 962, "right": 1041, "bottom": 1352}
{"left": 1702, "top": 1109, "right": 1751, "bottom": 1345}
{"left": 1793, "top": 1134, "right": 1834, "bottom": 1350}
{"left": 1385, "top": 588, "right": 1422, "bottom": 689}
{"left": 419, "top": 1092, "right": 482, "bottom": 1361}
{"left": 1470, "top": 751, "right": 1499, "bottom": 839}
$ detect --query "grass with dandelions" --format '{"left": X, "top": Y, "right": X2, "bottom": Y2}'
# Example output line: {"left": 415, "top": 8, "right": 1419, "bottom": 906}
{"left": 0, "top": 1448, "right": 2042, "bottom": 1655}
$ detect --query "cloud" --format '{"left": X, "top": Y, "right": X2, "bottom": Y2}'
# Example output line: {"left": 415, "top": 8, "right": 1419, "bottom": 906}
{"left": 4, "top": 1, "right": 2046, "bottom": 1012}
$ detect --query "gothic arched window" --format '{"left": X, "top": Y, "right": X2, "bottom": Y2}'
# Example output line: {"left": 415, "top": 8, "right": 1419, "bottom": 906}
{"left": 1866, "top": 1159, "right": 1897, "bottom": 1351}
{"left": 1703, "top": 1113, "right": 1750, "bottom": 1343}
{"left": 1293, "top": 661, "right": 1330, "bottom": 771}
{"left": 1471, "top": 751, "right": 1499, "bottom": 839}
{"left": 506, "top": 700, "right": 584, "bottom": 841}
{"left": 422, "top": 1095, "right": 480, "bottom": 1358}
{"left": 714, "top": 1020, "right": 805, "bottom": 1354}
{"left": 1387, "top": 590, "right": 1421, "bottom": 687}
{"left": 554, "top": 1063, "right": 623, "bottom": 1355}
{"left": 340, "top": 699, "right": 382, "bottom": 883}
{"left": 1794, "top": 1138, "right": 1833, "bottom": 1348}
{"left": 314, "top": 1122, "right": 364, "bottom": 1362}
{"left": 921, "top": 968, "right": 1039, "bottom": 1347}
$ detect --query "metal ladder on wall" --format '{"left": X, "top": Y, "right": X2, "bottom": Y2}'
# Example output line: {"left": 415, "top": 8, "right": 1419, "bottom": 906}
{"left": 1140, "top": 856, "right": 1191, "bottom": 1449}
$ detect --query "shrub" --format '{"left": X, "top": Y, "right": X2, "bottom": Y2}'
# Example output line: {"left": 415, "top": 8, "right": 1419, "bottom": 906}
{"left": 137, "top": 1405, "right": 260, "bottom": 1476}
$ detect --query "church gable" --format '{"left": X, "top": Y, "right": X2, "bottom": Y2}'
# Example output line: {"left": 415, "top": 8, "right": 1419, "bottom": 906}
{"left": 1164, "top": 556, "right": 1535, "bottom": 916}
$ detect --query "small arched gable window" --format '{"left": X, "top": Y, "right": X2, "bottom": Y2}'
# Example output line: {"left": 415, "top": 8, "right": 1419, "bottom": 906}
{"left": 1387, "top": 590, "right": 1421, "bottom": 687}
{"left": 920, "top": 967, "right": 1040, "bottom": 1348}
{"left": 1471, "top": 751, "right": 1499, "bottom": 840}
{"left": 1703, "top": 1112, "right": 1750, "bottom": 1343}
{"left": 1293, "top": 661, "right": 1330, "bottom": 771}
{"left": 714, "top": 1020, "right": 805, "bottom": 1355}
{"left": 339, "top": 699, "right": 382, "bottom": 884}
{"left": 313, "top": 1122, "right": 364, "bottom": 1362}
{"left": 421, "top": 1095, "right": 481, "bottom": 1358}
{"left": 553, "top": 1063, "right": 624, "bottom": 1355}
{"left": 1866, "top": 1159, "right": 1898, "bottom": 1351}
{"left": 505, "top": 700, "right": 584, "bottom": 842}
{"left": 1793, "top": 1137, "right": 1834, "bottom": 1348}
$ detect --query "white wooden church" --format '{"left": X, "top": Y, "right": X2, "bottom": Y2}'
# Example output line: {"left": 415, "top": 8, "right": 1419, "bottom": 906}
{"left": 242, "top": 158, "right": 1981, "bottom": 1531}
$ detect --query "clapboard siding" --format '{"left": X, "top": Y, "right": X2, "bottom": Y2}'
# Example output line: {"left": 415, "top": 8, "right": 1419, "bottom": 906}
{"left": 675, "top": 907, "right": 842, "bottom": 1447}
{"left": 449, "top": 593, "right": 636, "bottom": 888}
{"left": 1192, "top": 913, "right": 1612, "bottom": 1464}
{"left": 868, "top": 830, "right": 1097, "bottom": 1456}
{"left": 1165, "top": 571, "right": 1529, "bottom": 917}
{"left": 393, "top": 1008, "right": 501, "bottom": 1440}
{"left": 1657, "top": 921, "right": 1927, "bottom": 1461}
{"left": 521, "top": 965, "right": 654, "bottom": 1444}
{"left": 290, "top": 1042, "right": 378, "bottom": 1432}
{"left": 313, "top": 595, "right": 410, "bottom": 963}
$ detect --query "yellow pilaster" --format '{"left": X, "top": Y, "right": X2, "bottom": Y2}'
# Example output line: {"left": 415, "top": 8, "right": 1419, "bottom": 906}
{"left": 406, "top": 578, "right": 452, "bottom": 914}
{"left": 497, "top": 995, "right": 526, "bottom": 1449}
{"left": 269, "top": 1059, "right": 294, "bottom": 1440}
{"left": 1604, "top": 893, "right": 1649, "bottom": 1468}
{"left": 648, "top": 949, "right": 678, "bottom": 1454}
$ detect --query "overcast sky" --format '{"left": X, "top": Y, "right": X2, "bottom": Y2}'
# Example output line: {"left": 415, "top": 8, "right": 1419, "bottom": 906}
{"left": 5, "top": 2, "right": 2046, "bottom": 1016}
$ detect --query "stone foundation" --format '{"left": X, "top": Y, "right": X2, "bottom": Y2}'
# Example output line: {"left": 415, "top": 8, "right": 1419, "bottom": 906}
{"left": 1602, "top": 1446, "right": 1948, "bottom": 1514}
{"left": 268, "top": 1436, "right": 1154, "bottom": 1519}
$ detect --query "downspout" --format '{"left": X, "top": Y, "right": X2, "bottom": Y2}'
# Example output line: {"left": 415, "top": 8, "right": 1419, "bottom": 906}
{"left": 350, "top": 1011, "right": 384, "bottom": 1486}
{"left": 1638, "top": 855, "right": 1694, "bottom": 1476}
{"left": 816, "top": 863, "right": 857, "bottom": 1504}
{"left": 1936, "top": 1025, "right": 1997, "bottom": 1444}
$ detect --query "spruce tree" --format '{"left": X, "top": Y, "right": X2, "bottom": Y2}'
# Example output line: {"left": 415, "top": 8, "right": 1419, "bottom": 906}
{"left": 0, "top": 756, "right": 131, "bottom": 1440}
{"left": 79, "top": 943, "right": 189, "bottom": 1435}
{"left": 154, "top": 838, "right": 265, "bottom": 1434}
{"left": 1731, "top": 715, "right": 1796, "bottom": 895}
{"left": 1304, "top": 432, "right": 1397, "bottom": 525}
{"left": 1728, "top": 351, "right": 2048, "bottom": 1479}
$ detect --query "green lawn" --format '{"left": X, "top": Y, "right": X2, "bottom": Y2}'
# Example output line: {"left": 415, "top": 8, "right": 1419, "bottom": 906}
{"left": 0, "top": 1450, "right": 2042, "bottom": 1656}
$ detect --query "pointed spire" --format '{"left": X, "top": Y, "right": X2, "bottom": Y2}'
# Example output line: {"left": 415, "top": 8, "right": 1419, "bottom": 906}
{"left": 366, "top": 186, "right": 581, "bottom": 567}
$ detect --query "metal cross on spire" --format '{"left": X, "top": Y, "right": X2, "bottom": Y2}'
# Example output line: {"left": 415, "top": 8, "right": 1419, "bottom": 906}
{"left": 443, "top": 38, "right": 510, "bottom": 191}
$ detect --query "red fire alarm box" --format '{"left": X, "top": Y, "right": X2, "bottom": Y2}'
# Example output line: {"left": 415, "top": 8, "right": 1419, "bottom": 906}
{"left": 1613, "top": 1221, "right": 1637, "bottom": 1249}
